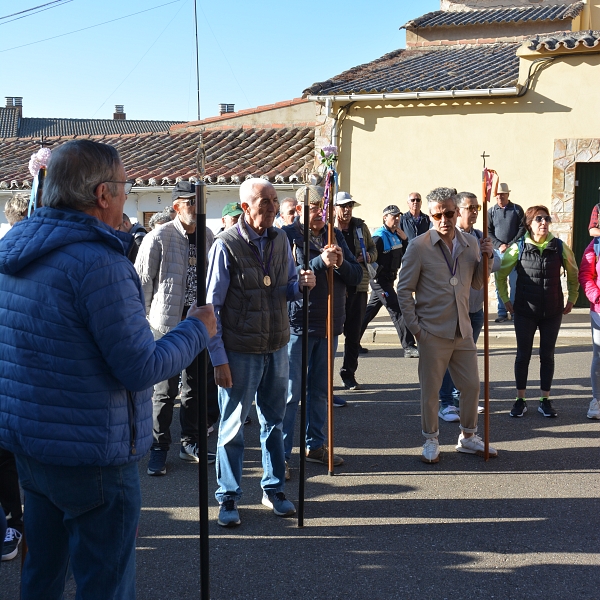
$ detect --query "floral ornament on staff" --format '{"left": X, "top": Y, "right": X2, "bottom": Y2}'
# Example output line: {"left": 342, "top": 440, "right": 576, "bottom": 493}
{"left": 320, "top": 145, "right": 338, "bottom": 220}
{"left": 28, "top": 147, "right": 52, "bottom": 217}
{"left": 320, "top": 145, "right": 338, "bottom": 169}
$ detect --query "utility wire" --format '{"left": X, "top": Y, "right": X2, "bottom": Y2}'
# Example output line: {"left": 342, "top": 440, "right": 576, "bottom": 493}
{"left": 91, "top": 0, "right": 188, "bottom": 117}
{"left": 0, "top": 0, "right": 182, "bottom": 53}
{"left": 0, "top": 1, "right": 73, "bottom": 27}
{"left": 0, "top": 0, "right": 70, "bottom": 21}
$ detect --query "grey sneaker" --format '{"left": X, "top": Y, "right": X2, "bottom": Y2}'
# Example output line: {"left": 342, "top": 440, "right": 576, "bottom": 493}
{"left": 587, "top": 398, "right": 600, "bottom": 420}
{"left": 147, "top": 448, "right": 167, "bottom": 476}
{"left": 306, "top": 445, "right": 344, "bottom": 466}
{"left": 404, "top": 345, "right": 419, "bottom": 358}
{"left": 179, "top": 443, "right": 216, "bottom": 464}
{"left": 261, "top": 491, "right": 296, "bottom": 517}
{"left": 218, "top": 499, "right": 241, "bottom": 527}
{"left": 438, "top": 405, "right": 460, "bottom": 422}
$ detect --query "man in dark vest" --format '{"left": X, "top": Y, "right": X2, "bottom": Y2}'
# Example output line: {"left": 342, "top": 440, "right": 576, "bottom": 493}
{"left": 120, "top": 212, "right": 147, "bottom": 263}
{"left": 207, "top": 178, "right": 316, "bottom": 527}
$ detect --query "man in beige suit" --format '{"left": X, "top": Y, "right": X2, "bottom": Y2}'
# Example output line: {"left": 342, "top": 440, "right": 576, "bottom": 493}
{"left": 397, "top": 187, "right": 498, "bottom": 463}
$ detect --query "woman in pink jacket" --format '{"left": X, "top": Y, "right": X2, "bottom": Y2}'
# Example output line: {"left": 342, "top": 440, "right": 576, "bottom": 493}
{"left": 578, "top": 238, "right": 600, "bottom": 419}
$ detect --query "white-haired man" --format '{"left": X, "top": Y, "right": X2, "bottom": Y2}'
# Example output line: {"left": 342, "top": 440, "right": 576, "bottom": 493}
{"left": 207, "top": 178, "right": 316, "bottom": 527}
{"left": 398, "top": 187, "right": 498, "bottom": 464}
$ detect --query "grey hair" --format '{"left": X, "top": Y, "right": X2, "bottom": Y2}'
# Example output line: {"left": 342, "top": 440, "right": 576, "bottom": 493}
{"left": 427, "top": 187, "right": 458, "bottom": 208}
{"left": 4, "top": 192, "right": 30, "bottom": 225}
{"left": 43, "top": 140, "right": 122, "bottom": 211}
{"left": 455, "top": 191, "right": 477, "bottom": 205}
{"left": 149, "top": 211, "right": 173, "bottom": 229}
{"left": 280, "top": 197, "right": 297, "bottom": 208}
{"left": 239, "top": 178, "right": 274, "bottom": 204}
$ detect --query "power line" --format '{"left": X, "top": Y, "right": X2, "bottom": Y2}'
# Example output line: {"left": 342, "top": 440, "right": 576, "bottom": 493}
{"left": 0, "top": 0, "right": 70, "bottom": 21}
{"left": 0, "top": 0, "right": 183, "bottom": 53}
{"left": 0, "top": 1, "right": 73, "bottom": 27}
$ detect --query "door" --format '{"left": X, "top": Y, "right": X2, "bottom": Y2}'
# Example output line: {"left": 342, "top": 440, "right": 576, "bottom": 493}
{"left": 573, "top": 162, "right": 600, "bottom": 307}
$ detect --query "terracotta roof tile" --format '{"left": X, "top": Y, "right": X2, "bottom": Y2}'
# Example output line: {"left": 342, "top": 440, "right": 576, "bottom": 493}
{"left": 0, "top": 127, "right": 314, "bottom": 189}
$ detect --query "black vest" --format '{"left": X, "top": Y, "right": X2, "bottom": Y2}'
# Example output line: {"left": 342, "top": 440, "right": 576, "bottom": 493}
{"left": 514, "top": 237, "right": 564, "bottom": 318}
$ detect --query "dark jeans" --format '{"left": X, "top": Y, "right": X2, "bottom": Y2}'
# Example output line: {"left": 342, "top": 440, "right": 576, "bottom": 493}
{"left": 341, "top": 290, "right": 367, "bottom": 377}
{"left": 439, "top": 309, "right": 485, "bottom": 407}
{"left": 15, "top": 455, "right": 140, "bottom": 600}
{"left": 513, "top": 311, "right": 563, "bottom": 391}
{"left": 0, "top": 448, "right": 23, "bottom": 533}
{"left": 360, "top": 279, "right": 416, "bottom": 349}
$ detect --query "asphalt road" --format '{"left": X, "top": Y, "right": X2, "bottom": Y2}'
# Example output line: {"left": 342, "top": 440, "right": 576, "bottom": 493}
{"left": 3, "top": 315, "right": 600, "bottom": 599}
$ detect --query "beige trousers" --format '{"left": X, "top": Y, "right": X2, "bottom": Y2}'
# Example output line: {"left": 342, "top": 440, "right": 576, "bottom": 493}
{"left": 417, "top": 329, "right": 479, "bottom": 438}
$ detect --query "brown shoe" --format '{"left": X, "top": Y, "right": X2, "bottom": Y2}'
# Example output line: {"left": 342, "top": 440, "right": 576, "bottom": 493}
{"left": 306, "top": 446, "right": 344, "bottom": 466}
{"left": 285, "top": 461, "right": 291, "bottom": 481}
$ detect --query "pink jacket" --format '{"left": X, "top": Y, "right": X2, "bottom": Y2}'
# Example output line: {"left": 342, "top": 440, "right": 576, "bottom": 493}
{"left": 578, "top": 239, "right": 600, "bottom": 312}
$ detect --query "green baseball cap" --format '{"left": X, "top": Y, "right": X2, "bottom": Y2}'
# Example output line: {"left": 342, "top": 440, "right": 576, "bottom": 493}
{"left": 222, "top": 202, "right": 243, "bottom": 218}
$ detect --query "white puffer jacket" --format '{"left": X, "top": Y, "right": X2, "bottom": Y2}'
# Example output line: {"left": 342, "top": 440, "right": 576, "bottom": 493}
{"left": 135, "top": 218, "right": 189, "bottom": 334}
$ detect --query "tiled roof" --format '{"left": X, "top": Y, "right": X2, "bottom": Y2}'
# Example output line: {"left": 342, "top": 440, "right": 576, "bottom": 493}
{"left": 527, "top": 29, "right": 600, "bottom": 51}
{"left": 304, "top": 42, "right": 520, "bottom": 96}
{"left": 16, "top": 117, "right": 183, "bottom": 138}
{"left": 403, "top": 2, "right": 584, "bottom": 29}
{"left": 0, "top": 108, "right": 19, "bottom": 138}
{"left": 0, "top": 127, "right": 314, "bottom": 189}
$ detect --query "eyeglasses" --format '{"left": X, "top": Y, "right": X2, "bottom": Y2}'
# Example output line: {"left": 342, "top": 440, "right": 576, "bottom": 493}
{"left": 338, "top": 203, "right": 354, "bottom": 209}
{"left": 408, "top": 198, "right": 421, "bottom": 203}
{"left": 460, "top": 204, "right": 481, "bottom": 212}
{"left": 309, "top": 205, "right": 323, "bottom": 213}
{"left": 430, "top": 211, "right": 456, "bottom": 221}
{"left": 177, "top": 197, "right": 196, "bottom": 206}
{"left": 104, "top": 180, "right": 135, "bottom": 195}
{"left": 533, "top": 215, "right": 552, "bottom": 223}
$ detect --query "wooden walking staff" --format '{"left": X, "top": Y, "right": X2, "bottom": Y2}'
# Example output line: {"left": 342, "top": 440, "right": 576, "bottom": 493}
{"left": 194, "top": 134, "right": 210, "bottom": 599}
{"left": 298, "top": 186, "right": 311, "bottom": 527}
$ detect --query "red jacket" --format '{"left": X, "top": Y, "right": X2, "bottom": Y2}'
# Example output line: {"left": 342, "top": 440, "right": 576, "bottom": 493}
{"left": 578, "top": 239, "right": 600, "bottom": 312}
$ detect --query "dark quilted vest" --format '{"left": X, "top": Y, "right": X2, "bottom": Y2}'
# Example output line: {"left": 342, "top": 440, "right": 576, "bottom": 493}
{"left": 218, "top": 217, "right": 290, "bottom": 354}
{"left": 514, "top": 237, "right": 564, "bottom": 318}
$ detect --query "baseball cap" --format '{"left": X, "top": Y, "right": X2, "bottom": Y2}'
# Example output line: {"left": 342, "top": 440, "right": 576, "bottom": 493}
{"left": 383, "top": 205, "right": 401, "bottom": 216}
{"left": 334, "top": 191, "right": 361, "bottom": 207}
{"left": 222, "top": 202, "right": 243, "bottom": 218}
{"left": 171, "top": 181, "right": 195, "bottom": 202}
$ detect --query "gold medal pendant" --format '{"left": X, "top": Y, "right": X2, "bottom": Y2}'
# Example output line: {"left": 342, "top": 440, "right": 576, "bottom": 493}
{"left": 264, "top": 275, "right": 271, "bottom": 286}
{"left": 189, "top": 257, "right": 197, "bottom": 266}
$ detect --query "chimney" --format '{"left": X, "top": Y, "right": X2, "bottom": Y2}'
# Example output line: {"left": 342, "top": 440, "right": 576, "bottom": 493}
{"left": 219, "top": 103, "right": 235, "bottom": 115}
{"left": 5, "top": 97, "right": 23, "bottom": 115}
{"left": 113, "top": 105, "right": 126, "bottom": 120}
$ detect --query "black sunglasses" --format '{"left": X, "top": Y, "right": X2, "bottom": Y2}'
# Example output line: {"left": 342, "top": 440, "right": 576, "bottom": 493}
{"left": 533, "top": 215, "right": 552, "bottom": 223}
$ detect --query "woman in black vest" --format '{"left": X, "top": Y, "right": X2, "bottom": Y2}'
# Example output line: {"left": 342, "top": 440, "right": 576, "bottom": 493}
{"left": 495, "top": 205, "right": 579, "bottom": 419}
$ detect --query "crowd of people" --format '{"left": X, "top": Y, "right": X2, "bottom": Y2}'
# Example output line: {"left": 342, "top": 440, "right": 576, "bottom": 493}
{"left": 1, "top": 138, "right": 599, "bottom": 597}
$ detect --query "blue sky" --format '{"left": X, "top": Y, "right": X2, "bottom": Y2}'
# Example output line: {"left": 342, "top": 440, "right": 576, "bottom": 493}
{"left": 1, "top": 0, "right": 439, "bottom": 122}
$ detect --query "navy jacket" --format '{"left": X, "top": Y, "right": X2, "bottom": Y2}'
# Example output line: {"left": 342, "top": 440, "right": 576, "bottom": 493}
{"left": 0, "top": 207, "right": 208, "bottom": 467}
{"left": 283, "top": 219, "right": 362, "bottom": 337}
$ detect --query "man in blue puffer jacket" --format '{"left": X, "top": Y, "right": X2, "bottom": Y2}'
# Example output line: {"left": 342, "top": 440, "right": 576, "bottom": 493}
{"left": 0, "top": 140, "right": 216, "bottom": 599}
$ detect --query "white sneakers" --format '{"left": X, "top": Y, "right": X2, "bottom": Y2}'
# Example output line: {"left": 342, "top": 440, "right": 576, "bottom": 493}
{"left": 587, "top": 399, "right": 600, "bottom": 420}
{"left": 456, "top": 433, "right": 498, "bottom": 458}
{"left": 438, "top": 406, "right": 460, "bottom": 422}
{"left": 421, "top": 438, "right": 440, "bottom": 463}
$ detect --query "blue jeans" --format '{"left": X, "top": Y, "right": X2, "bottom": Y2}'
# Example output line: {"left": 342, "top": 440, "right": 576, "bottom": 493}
{"left": 215, "top": 347, "right": 288, "bottom": 503}
{"left": 439, "top": 309, "right": 485, "bottom": 408}
{"left": 15, "top": 455, "right": 140, "bottom": 600}
{"left": 283, "top": 335, "right": 337, "bottom": 459}
{"left": 496, "top": 265, "right": 517, "bottom": 317}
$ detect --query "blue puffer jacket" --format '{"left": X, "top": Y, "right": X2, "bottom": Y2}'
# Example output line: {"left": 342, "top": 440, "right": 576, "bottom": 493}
{"left": 0, "top": 207, "right": 209, "bottom": 467}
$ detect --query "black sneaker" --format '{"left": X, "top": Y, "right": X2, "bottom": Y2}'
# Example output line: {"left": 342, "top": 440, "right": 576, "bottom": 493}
{"left": 358, "top": 345, "right": 369, "bottom": 354}
{"left": 147, "top": 448, "right": 167, "bottom": 476}
{"left": 510, "top": 398, "right": 527, "bottom": 417}
{"left": 538, "top": 398, "right": 557, "bottom": 418}
{"left": 340, "top": 373, "right": 360, "bottom": 390}
{"left": 2, "top": 527, "right": 22, "bottom": 561}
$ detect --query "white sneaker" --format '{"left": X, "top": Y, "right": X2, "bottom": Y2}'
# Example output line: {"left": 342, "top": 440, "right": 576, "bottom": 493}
{"left": 477, "top": 404, "right": 485, "bottom": 414}
{"left": 456, "top": 433, "right": 498, "bottom": 458}
{"left": 421, "top": 438, "right": 440, "bottom": 463}
{"left": 587, "top": 398, "right": 600, "bottom": 420}
{"left": 438, "top": 405, "right": 460, "bottom": 422}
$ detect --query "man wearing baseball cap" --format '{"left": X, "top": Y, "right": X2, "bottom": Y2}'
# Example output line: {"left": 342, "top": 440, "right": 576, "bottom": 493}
{"left": 334, "top": 191, "right": 376, "bottom": 390}
{"left": 360, "top": 205, "right": 418, "bottom": 358}
{"left": 220, "top": 202, "right": 243, "bottom": 232}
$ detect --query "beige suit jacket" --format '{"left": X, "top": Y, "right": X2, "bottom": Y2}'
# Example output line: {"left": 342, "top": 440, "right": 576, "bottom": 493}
{"left": 397, "top": 228, "right": 491, "bottom": 340}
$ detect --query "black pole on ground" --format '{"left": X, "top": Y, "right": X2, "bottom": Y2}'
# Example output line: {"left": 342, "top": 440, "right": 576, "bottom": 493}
{"left": 298, "top": 186, "right": 310, "bottom": 527}
{"left": 194, "top": 175, "right": 210, "bottom": 598}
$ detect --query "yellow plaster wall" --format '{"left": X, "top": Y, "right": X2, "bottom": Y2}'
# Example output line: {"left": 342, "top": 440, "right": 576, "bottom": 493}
{"left": 335, "top": 51, "right": 600, "bottom": 232}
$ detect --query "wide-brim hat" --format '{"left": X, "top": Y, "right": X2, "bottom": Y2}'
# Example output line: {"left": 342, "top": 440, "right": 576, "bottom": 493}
{"left": 295, "top": 185, "right": 325, "bottom": 206}
{"left": 497, "top": 183, "right": 511, "bottom": 194}
{"left": 334, "top": 191, "right": 361, "bottom": 207}
{"left": 172, "top": 181, "right": 195, "bottom": 202}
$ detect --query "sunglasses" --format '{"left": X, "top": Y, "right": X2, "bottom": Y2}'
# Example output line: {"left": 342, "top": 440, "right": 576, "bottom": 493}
{"left": 460, "top": 204, "right": 481, "bottom": 212}
{"left": 430, "top": 211, "right": 456, "bottom": 221}
{"left": 408, "top": 198, "right": 421, "bottom": 203}
{"left": 533, "top": 215, "right": 552, "bottom": 223}
{"left": 177, "top": 197, "right": 196, "bottom": 206}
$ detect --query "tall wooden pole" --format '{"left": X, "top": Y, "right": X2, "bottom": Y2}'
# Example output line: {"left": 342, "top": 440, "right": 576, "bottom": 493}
{"left": 298, "top": 187, "right": 310, "bottom": 526}
{"left": 327, "top": 174, "right": 335, "bottom": 476}
{"left": 481, "top": 152, "right": 490, "bottom": 461}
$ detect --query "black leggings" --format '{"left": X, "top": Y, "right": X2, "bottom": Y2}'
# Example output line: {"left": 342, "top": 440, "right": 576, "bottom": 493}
{"left": 513, "top": 312, "right": 563, "bottom": 392}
